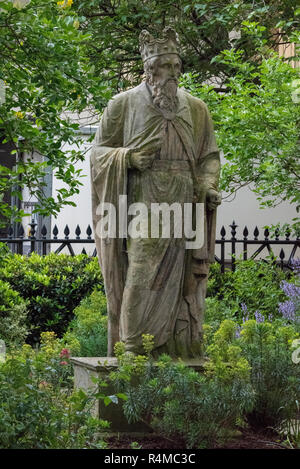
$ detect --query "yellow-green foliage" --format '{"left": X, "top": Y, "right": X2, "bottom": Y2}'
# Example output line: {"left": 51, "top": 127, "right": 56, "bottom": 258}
{"left": 62, "top": 289, "right": 107, "bottom": 357}
{"left": 240, "top": 319, "right": 299, "bottom": 346}
{"left": 205, "top": 320, "right": 251, "bottom": 383}
{"left": 5, "top": 329, "right": 72, "bottom": 390}
{"left": 110, "top": 334, "right": 255, "bottom": 449}
{"left": 215, "top": 318, "right": 300, "bottom": 428}
{"left": 142, "top": 334, "right": 155, "bottom": 356}
{"left": 62, "top": 332, "right": 81, "bottom": 356}
{"left": 114, "top": 341, "right": 126, "bottom": 359}
{"left": 71, "top": 289, "right": 107, "bottom": 333}
{"left": 113, "top": 340, "right": 148, "bottom": 376}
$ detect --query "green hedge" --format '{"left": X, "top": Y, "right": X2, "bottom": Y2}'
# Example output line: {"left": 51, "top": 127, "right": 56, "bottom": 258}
{"left": 0, "top": 279, "right": 28, "bottom": 347}
{"left": 0, "top": 251, "right": 103, "bottom": 344}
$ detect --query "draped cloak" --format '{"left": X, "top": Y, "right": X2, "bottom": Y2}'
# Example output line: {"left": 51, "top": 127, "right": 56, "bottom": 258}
{"left": 90, "top": 82, "right": 220, "bottom": 357}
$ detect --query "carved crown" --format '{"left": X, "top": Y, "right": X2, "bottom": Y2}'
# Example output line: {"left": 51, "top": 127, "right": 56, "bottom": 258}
{"left": 139, "top": 27, "right": 180, "bottom": 62}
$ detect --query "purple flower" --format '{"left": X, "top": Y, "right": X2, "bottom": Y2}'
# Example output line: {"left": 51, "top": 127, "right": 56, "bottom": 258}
{"left": 280, "top": 280, "right": 300, "bottom": 299}
{"left": 291, "top": 258, "right": 300, "bottom": 275}
{"left": 241, "top": 303, "right": 249, "bottom": 322}
{"left": 279, "top": 300, "right": 296, "bottom": 321}
{"left": 254, "top": 310, "right": 265, "bottom": 323}
{"left": 268, "top": 314, "right": 273, "bottom": 322}
{"left": 235, "top": 326, "right": 241, "bottom": 339}
{"left": 278, "top": 262, "right": 300, "bottom": 322}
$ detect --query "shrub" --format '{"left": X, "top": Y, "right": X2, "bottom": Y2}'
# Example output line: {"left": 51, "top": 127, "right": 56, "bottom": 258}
{"left": 206, "top": 262, "right": 228, "bottom": 298}
{"left": 0, "top": 279, "right": 28, "bottom": 347}
{"left": 204, "top": 320, "right": 251, "bottom": 384}
{"left": 239, "top": 319, "right": 300, "bottom": 428}
{"left": 204, "top": 297, "right": 236, "bottom": 331}
{"left": 206, "top": 259, "right": 294, "bottom": 325}
{"left": 0, "top": 253, "right": 103, "bottom": 344}
{"left": 205, "top": 318, "right": 300, "bottom": 429}
{"left": 0, "top": 242, "right": 10, "bottom": 262}
{"left": 63, "top": 289, "right": 107, "bottom": 357}
{"left": 0, "top": 334, "right": 109, "bottom": 449}
{"left": 109, "top": 337, "right": 254, "bottom": 449}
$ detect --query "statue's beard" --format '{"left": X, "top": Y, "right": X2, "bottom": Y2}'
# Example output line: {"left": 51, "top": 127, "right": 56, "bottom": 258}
{"left": 149, "top": 77, "right": 178, "bottom": 114}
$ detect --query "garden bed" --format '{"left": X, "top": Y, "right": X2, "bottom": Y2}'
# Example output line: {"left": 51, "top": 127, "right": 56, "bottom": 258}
{"left": 105, "top": 428, "right": 286, "bottom": 450}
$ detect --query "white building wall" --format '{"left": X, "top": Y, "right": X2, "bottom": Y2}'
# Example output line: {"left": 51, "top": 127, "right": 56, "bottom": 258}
{"left": 51, "top": 134, "right": 95, "bottom": 255}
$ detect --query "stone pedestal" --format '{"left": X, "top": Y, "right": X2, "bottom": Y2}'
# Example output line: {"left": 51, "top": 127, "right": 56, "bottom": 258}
{"left": 70, "top": 356, "right": 206, "bottom": 433}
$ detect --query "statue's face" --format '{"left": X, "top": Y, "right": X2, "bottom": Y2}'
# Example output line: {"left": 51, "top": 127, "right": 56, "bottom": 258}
{"left": 145, "top": 53, "right": 181, "bottom": 115}
{"left": 148, "top": 54, "right": 182, "bottom": 86}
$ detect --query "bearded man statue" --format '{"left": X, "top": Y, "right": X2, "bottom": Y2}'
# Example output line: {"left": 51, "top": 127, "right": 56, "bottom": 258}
{"left": 90, "top": 27, "right": 221, "bottom": 357}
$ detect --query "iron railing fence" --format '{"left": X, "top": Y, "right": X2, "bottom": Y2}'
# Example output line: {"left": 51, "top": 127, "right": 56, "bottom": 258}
{"left": 0, "top": 219, "right": 299, "bottom": 272}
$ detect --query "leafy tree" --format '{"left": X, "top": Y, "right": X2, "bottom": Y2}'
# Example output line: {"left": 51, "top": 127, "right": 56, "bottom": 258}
{"left": 0, "top": 0, "right": 299, "bottom": 225}
{"left": 0, "top": 0, "right": 109, "bottom": 223}
{"left": 76, "top": 0, "right": 299, "bottom": 90}
{"left": 181, "top": 23, "right": 300, "bottom": 234}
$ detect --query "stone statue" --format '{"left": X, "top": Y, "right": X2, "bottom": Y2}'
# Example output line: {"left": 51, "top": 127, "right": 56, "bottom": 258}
{"left": 90, "top": 27, "right": 221, "bottom": 358}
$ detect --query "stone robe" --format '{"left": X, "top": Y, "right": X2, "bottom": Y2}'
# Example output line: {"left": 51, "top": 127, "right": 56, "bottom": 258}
{"left": 90, "top": 81, "right": 220, "bottom": 357}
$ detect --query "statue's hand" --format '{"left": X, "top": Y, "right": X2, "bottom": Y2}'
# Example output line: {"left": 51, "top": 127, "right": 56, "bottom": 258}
{"left": 129, "top": 150, "right": 156, "bottom": 171}
{"left": 206, "top": 189, "right": 221, "bottom": 211}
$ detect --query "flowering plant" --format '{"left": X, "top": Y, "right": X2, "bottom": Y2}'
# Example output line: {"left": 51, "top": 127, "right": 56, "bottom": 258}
{"left": 279, "top": 260, "right": 300, "bottom": 325}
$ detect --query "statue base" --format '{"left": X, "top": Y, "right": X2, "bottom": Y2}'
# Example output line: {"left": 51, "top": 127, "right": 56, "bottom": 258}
{"left": 70, "top": 357, "right": 206, "bottom": 433}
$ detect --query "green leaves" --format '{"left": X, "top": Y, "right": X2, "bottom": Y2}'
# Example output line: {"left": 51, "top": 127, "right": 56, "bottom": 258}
{"left": 111, "top": 349, "right": 254, "bottom": 448}
{"left": 0, "top": 0, "right": 299, "bottom": 222}
{"left": 0, "top": 278, "right": 28, "bottom": 346}
{"left": 0, "top": 0, "right": 110, "bottom": 221}
{"left": 0, "top": 252, "right": 103, "bottom": 344}
{"left": 181, "top": 31, "right": 300, "bottom": 233}
{"left": 62, "top": 288, "right": 107, "bottom": 357}
{"left": 0, "top": 350, "right": 108, "bottom": 448}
